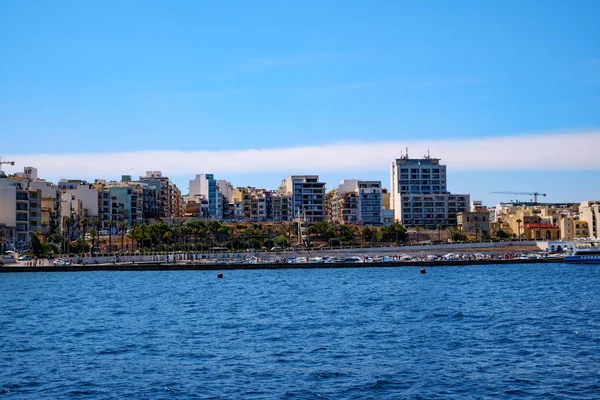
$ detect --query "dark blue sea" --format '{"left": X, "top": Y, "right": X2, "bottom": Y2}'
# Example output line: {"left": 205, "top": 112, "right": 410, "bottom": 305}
{"left": 1, "top": 263, "right": 600, "bottom": 399}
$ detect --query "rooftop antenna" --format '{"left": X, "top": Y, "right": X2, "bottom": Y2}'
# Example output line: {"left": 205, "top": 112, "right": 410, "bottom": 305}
{"left": 406, "top": 147, "right": 409, "bottom": 158}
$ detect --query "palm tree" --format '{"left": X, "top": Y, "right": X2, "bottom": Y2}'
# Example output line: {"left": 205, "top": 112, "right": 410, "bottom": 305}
{"left": 64, "top": 217, "right": 74, "bottom": 255}
{"left": 130, "top": 224, "right": 137, "bottom": 252}
{"left": 140, "top": 224, "right": 146, "bottom": 251}
{"left": 88, "top": 228, "right": 97, "bottom": 253}
{"left": 119, "top": 221, "right": 127, "bottom": 254}
{"left": 516, "top": 219, "right": 522, "bottom": 240}
{"left": 107, "top": 219, "right": 114, "bottom": 254}
{"left": 79, "top": 217, "right": 89, "bottom": 254}
{"left": 93, "top": 218, "right": 102, "bottom": 254}
{"left": 436, "top": 224, "right": 442, "bottom": 243}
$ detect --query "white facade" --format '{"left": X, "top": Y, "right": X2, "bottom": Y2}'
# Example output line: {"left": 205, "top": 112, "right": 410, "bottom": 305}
{"left": 471, "top": 200, "right": 483, "bottom": 211}
{"left": 59, "top": 181, "right": 99, "bottom": 217}
{"left": 390, "top": 154, "right": 469, "bottom": 228}
{"left": 189, "top": 174, "right": 220, "bottom": 219}
{"left": 217, "top": 180, "right": 235, "bottom": 203}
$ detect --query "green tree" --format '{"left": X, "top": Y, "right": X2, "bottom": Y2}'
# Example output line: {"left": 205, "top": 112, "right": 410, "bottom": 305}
{"left": 378, "top": 223, "right": 407, "bottom": 244}
{"left": 119, "top": 221, "right": 127, "bottom": 253}
{"left": 361, "top": 227, "right": 375, "bottom": 245}
{"left": 274, "top": 235, "right": 290, "bottom": 248}
{"left": 79, "top": 217, "right": 89, "bottom": 252}
{"left": 107, "top": 219, "right": 114, "bottom": 253}
{"left": 64, "top": 217, "right": 74, "bottom": 254}
{"left": 88, "top": 228, "right": 97, "bottom": 253}
{"left": 30, "top": 232, "right": 42, "bottom": 256}
{"left": 93, "top": 218, "right": 102, "bottom": 253}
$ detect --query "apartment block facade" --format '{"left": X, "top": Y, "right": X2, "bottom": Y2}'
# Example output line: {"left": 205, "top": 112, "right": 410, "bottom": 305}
{"left": 329, "top": 180, "right": 384, "bottom": 226}
{"left": 189, "top": 174, "right": 220, "bottom": 219}
{"left": 391, "top": 154, "right": 469, "bottom": 228}
{"left": 279, "top": 176, "right": 326, "bottom": 222}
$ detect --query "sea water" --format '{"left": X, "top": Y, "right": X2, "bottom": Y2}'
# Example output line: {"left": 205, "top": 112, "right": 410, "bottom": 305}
{"left": 1, "top": 263, "right": 599, "bottom": 399}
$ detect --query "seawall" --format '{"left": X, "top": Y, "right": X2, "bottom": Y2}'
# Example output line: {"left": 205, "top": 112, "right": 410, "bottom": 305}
{"left": 1, "top": 257, "right": 562, "bottom": 273}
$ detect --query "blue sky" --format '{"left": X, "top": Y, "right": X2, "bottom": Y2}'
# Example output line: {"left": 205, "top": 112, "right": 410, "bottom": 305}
{"left": 1, "top": 0, "right": 599, "bottom": 205}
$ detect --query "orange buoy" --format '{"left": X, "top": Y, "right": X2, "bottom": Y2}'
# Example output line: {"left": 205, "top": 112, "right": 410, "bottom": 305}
{"left": 420, "top": 268, "right": 426, "bottom": 274}
{"left": 217, "top": 272, "right": 224, "bottom": 278}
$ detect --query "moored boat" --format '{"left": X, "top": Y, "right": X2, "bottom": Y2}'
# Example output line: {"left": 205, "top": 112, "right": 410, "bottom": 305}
{"left": 564, "top": 241, "right": 600, "bottom": 264}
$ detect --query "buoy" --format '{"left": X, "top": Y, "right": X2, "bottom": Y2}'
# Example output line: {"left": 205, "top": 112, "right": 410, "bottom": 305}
{"left": 217, "top": 272, "right": 223, "bottom": 278}
{"left": 420, "top": 268, "right": 426, "bottom": 274}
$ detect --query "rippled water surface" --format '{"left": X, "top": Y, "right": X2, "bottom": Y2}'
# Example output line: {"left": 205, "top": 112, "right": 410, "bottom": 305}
{"left": 2, "top": 263, "right": 600, "bottom": 399}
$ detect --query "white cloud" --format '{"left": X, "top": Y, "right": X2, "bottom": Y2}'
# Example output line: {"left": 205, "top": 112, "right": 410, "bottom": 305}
{"left": 3, "top": 131, "right": 599, "bottom": 182}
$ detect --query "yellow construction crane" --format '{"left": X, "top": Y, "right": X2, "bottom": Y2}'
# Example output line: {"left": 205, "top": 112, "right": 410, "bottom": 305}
{"left": 492, "top": 191, "right": 547, "bottom": 205}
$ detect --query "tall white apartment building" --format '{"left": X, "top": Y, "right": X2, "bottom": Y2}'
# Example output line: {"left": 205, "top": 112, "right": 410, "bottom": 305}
{"left": 279, "top": 176, "right": 326, "bottom": 222}
{"left": 189, "top": 174, "right": 221, "bottom": 219}
{"left": 390, "top": 153, "right": 470, "bottom": 228}
{"left": 217, "top": 180, "right": 235, "bottom": 203}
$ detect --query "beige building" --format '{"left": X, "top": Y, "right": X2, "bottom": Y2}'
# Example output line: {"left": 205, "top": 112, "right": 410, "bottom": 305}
{"left": 457, "top": 209, "right": 490, "bottom": 237}
{"left": 579, "top": 201, "right": 600, "bottom": 238}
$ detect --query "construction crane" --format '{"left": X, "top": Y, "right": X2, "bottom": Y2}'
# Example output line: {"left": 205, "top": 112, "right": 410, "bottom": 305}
{"left": 0, "top": 156, "right": 15, "bottom": 172}
{"left": 492, "top": 191, "right": 547, "bottom": 205}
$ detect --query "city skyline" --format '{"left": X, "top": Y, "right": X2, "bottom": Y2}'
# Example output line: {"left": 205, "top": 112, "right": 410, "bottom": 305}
{"left": 2, "top": 1, "right": 599, "bottom": 205}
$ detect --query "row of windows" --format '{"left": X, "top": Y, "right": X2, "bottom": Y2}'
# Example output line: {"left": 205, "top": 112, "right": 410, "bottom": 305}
{"left": 400, "top": 168, "right": 442, "bottom": 174}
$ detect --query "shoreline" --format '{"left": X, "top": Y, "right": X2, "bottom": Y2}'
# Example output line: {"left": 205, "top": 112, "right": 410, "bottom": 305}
{"left": 0, "top": 257, "right": 564, "bottom": 273}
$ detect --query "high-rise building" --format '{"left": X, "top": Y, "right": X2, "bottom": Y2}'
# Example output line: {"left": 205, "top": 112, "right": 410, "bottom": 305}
{"left": 329, "top": 180, "right": 383, "bottom": 226}
{"left": 279, "top": 176, "right": 326, "bottom": 222}
{"left": 139, "top": 171, "right": 183, "bottom": 220}
{"left": 12, "top": 167, "right": 61, "bottom": 241}
{"left": 0, "top": 173, "right": 42, "bottom": 250}
{"left": 189, "top": 174, "right": 220, "bottom": 219}
{"left": 390, "top": 153, "right": 469, "bottom": 228}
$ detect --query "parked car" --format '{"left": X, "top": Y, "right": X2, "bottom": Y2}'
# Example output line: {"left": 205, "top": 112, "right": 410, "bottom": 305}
{"left": 18, "top": 255, "right": 33, "bottom": 261}
{"left": 53, "top": 259, "right": 71, "bottom": 266}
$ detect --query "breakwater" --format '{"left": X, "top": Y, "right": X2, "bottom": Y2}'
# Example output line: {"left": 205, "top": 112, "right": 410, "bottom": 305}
{"left": 0, "top": 257, "right": 562, "bottom": 273}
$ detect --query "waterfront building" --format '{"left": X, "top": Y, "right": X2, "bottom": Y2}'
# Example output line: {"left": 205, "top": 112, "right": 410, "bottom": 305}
{"left": 457, "top": 208, "right": 490, "bottom": 238}
{"left": 522, "top": 222, "right": 561, "bottom": 240}
{"left": 279, "top": 175, "right": 326, "bottom": 222}
{"left": 272, "top": 193, "right": 293, "bottom": 222}
{"left": 381, "top": 188, "right": 395, "bottom": 226}
{"left": 0, "top": 223, "right": 16, "bottom": 252}
{"left": 579, "top": 201, "right": 600, "bottom": 239}
{"left": 217, "top": 180, "right": 235, "bottom": 204}
{"left": 189, "top": 174, "right": 220, "bottom": 219}
{"left": 0, "top": 173, "right": 42, "bottom": 249}
{"left": 329, "top": 180, "right": 384, "bottom": 226}
{"left": 107, "top": 183, "right": 143, "bottom": 227}
{"left": 390, "top": 153, "right": 470, "bottom": 228}
{"left": 12, "top": 167, "right": 61, "bottom": 241}
{"left": 233, "top": 187, "right": 253, "bottom": 220}
{"left": 59, "top": 180, "right": 99, "bottom": 218}
{"left": 139, "top": 171, "right": 183, "bottom": 220}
